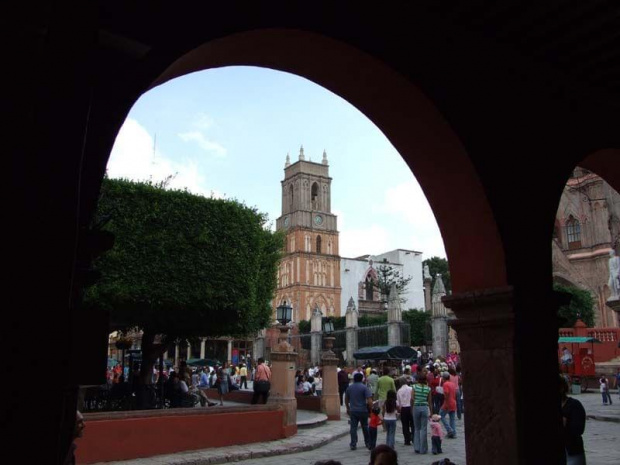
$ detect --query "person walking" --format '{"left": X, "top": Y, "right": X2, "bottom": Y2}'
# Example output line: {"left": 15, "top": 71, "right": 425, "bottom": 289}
{"left": 251, "top": 357, "right": 271, "bottom": 404}
{"left": 216, "top": 362, "right": 230, "bottom": 406}
{"left": 368, "top": 405, "right": 382, "bottom": 450}
{"left": 396, "top": 376, "right": 414, "bottom": 445}
{"left": 382, "top": 390, "right": 398, "bottom": 449}
{"left": 345, "top": 372, "right": 373, "bottom": 450}
{"left": 439, "top": 372, "right": 457, "bottom": 438}
{"left": 367, "top": 369, "right": 379, "bottom": 401}
{"left": 411, "top": 371, "right": 432, "bottom": 454}
{"left": 430, "top": 414, "right": 444, "bottom": 455}
{"left": 376, "top": 367, "right": 397, "bottom": 409}
{"left": 560, "top": 375, "right": 587, "bottom": 465}
{"left": 239, "top": 363, "right": 248, "bottom": 389}
{"left": 599, "top": 375, "right": 613, "bottom": 405}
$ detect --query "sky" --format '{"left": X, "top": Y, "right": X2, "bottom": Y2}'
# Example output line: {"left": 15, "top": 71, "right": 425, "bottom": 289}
{"left": 107, "top": 66, "right": 446, "bottom": 260}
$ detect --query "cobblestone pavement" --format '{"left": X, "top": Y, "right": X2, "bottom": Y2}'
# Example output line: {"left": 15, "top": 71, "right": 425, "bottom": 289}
{"left": 92, "top": 392, "right": 620, "bottom": 465}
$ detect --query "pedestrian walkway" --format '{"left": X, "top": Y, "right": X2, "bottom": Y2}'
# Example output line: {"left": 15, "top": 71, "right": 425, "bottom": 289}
{"left": 90, "top": 393, "right": 619, "bottom": 465}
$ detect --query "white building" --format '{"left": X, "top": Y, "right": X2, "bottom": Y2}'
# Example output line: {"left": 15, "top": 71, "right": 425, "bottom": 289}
{"left": 340, "top": 248, "right": 425, "bottom": 317}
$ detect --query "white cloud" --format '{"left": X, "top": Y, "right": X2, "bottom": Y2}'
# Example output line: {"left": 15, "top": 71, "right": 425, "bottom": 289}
{"left": 178, "top": 131, "right": 227, "bottom": 157}
{"left": 375, "top": 180, "right": 447, "bottom": 259}
{"left": 107, "top": 118, "right": 221, "bottom": 198}
{"left": 192, "top": 113, "right": 214, "bottom": 130}
{"left": 340, "top": 224, "right": 391, "bottom": 258}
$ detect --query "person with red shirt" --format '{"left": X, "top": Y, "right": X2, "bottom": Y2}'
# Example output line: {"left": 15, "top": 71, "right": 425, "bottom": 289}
{"left": 439, "top": 372, "right": 457, "bottom": 438}
{"left": 368, "top": 405, "right": 383, "bottom": 450}
{"left": 429, "top": 369, "right": 442, "bottom": 414}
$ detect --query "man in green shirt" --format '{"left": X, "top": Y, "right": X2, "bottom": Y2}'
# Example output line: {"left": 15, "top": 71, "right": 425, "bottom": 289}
{"left": 376, "top": 366, "right": 396, "bottom": 408}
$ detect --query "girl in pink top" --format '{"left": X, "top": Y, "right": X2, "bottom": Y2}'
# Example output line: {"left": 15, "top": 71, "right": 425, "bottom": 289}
{"left": 430, "top": 414, "right": 444, "bottom": 454}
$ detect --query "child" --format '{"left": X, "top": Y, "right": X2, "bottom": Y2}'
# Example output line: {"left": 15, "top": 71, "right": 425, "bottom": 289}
{"left": 382, "top": 390, "right": 398, "bottom": 449}
{"left": 430, "top": 414, "right": 444, "bottom": 455}
{"left": 368, "top": 406, "right": 383, "bottom": 450}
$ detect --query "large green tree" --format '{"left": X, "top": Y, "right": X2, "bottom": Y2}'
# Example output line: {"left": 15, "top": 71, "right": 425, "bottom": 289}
{"left": 84, "top": 178, "right": 283, "bottom": 383}
{"left": 423, "top": 256, "right": 451, "bottom": 294}
{"left": 553, "top": 283, "right": 595, "bottom": 328}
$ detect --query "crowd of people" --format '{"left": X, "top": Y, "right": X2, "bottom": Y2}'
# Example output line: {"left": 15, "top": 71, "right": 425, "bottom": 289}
{"left": 341, "top": 354, "right": 463, "bottom": 460}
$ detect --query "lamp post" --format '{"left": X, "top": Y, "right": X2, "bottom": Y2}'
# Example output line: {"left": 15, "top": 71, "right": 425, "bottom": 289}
{"left": 320, "top": 316, "right": 340, "bottom": 420}
{"left": 322, "top": 317, "right": 335, "bottom": 354}
{"left": 275, "top": 300, "right": 293, "bottom": 350}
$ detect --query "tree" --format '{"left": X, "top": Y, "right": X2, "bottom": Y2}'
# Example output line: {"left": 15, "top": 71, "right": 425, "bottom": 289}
{"left": 553, "top": 283, "right": 595, "bottom": 328}
{"left": 402, "top": 309, "right": 431, "bottom": 346}
{"left": 372, "top": 263, "right": 412, "bottom": 302}
{"left": 423, "top": 256, "right": 451, "bottom": 294}
{"left": 84, "top": 178, "right": 283, "bottom": 384}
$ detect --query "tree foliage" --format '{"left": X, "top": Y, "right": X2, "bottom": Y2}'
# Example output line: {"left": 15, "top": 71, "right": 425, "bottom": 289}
{"left": 423, "top": 256, "right": 451, "bottom": 294}
{"left": 402, "top": 309, "right": 431, "bottom": 346}
{"left": 84, "top": 178, "right": 284, "bottom": 340}
{"left": 372, "top": 264, "right": 412, "bottom": 302}
{"left": 553, "top": 283, "right": 595, "bottom": 328}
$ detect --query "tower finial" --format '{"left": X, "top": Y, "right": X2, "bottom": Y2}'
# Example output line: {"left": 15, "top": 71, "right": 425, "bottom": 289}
{"left": 299, "top": 145, "right": 305, "bottom": 161}
{"left": 285, "top": 152, "right": 290, "bottom": 167}
{"left": 322, "top": 149, "right": 328, "bottom": 165}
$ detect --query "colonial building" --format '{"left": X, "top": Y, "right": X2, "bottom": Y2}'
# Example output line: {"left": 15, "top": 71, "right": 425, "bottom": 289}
{"left": 272, "top": 147, "right": 342, "bottom": 322}
{"left": 552, "top": 166, "right": 620, "bottom": 327}
{"left": 341, "top": 250, "right": 425, "bottom": 317}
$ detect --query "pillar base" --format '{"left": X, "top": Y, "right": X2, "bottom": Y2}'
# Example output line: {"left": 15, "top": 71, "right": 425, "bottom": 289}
{"left": 320, "top": 352, "right": 340, "bottom": 420}
{"left": 443, "top": 286, "right": 518, "bottom": 465}
{"left": 270, "top": 346, "right": 298, "bottom": 434}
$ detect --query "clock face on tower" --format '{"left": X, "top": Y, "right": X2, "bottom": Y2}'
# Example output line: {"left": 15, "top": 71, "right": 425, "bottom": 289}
{"left": 314, "top": 215, "right": 323, "bottom": 226}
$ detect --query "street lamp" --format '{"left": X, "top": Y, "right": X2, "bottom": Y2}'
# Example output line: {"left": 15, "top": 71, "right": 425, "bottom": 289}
{"left": 276, "top": 300, "right": 293, "bottom": 326}
{"left": 322, "top": 317, "right": 336, "bottom": 353}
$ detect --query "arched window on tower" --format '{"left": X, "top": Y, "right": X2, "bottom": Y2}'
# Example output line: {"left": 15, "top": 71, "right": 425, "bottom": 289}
{"left": 316, "top": 235, "right": 322, "bottom": 254}
{"left": 311, "top": 182, "right": 319, "bottom": 210}
{"left": 566, "top": 215, "right": 582, "bottom": 250}
{"left": 289, "top": 184, "right": 294, "bottom": 210}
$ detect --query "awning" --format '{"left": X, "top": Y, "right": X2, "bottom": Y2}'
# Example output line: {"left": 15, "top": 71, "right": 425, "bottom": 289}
{"left": 353, "top": 345, "right": 417, "bottom": 361}
{"left": 186, "top": 358, "right": 220, "bottom": 367}
{"left": 558, "top": 337, "right": 602, "bottom": 343}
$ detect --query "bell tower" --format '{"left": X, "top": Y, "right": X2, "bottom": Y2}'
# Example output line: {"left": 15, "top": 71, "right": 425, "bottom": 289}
{"left": 274, "top": 146, "right": 341, "bottom": 323}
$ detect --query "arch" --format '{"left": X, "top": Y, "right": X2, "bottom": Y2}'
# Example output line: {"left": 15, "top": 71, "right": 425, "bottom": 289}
{"left": 316, "top": 235, "right": 322, "bottom": 254}
{"left": 146, "top": 28, "right": 506, "bottom": 292}
{"left": 311, "top": 182, "right": 319, "bottom": 210}
{"left": 289, "top": 184, "right": 294, "bottom": 210}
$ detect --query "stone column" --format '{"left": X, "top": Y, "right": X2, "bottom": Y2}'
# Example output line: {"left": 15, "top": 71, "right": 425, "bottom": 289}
{"left": 431, "top": 274, "right": 449, "bottom": 357}
{"left": 227, "top": 339, "right": 233, "bottom": 364}
{"left": 320, "top": 338, "right": 341, "bottom": 420}
{"left": 423, "top": 264, "right": 432, "bottom": 311}
{"left": 269, "top": 327, "right": 298, "bottom": 437}
{"left": 253, "top": 329, "right": 266, "bottom": 361}
{"left": 387, "top": 283, "right": 403, "bottom": 346}
{"left": 443, "top": 287, "right": 517, "bottom": 465}
{"left": 174, "top": 344, "right": 179, "bottom": 368}
{"left": 310, "top": 306, "right": 323, "bottom": 366}
{"left": 345, "top": 297, "right": 359, "bottom": 366}
{"left": 187, "top": 342, "right": 192, "bottom": 359}
{"left": 200, "top": 338, "right": 206, "bottom": 359}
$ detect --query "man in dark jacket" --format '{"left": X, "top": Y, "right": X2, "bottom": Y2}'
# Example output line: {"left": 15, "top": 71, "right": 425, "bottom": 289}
{"left": 338, "top": 367, "right": 350, "bottom": 406}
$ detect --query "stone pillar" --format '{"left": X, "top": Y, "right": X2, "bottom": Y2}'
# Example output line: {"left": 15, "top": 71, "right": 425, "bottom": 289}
{"left": 432, "top": 317, "right": 448, "bottom": 358}
{"left": 253, "top": 329, "right": 266, "bottom": 361}
{"left": 163, "top": 350, "right": 168, "bottom": 361}
{"left": 443, "top": 287, "right": 517, "bottom": 465}
{"left": 227, "top": 339, "right": 233, "bottom": 364}
{"left": 187, "top": 342, "right": 192, "bottom": 359}
{"left": 387, "top": 284, "right": 403, "bottom": 346}
{"left": 423, "top": 264, "right": 432, "bottom": 311}
{"left": 199, "top": 338, "right": 206, "bottom": 359}
{"left": 345, "top": 297, "right": 359, "bottom": 366}
{"left": 431, "top": 274, "right": 449, "bottom": 357}
{"left": 174, "top": 344, "right": 179, "bottom": 368}
{"left": 310, "top": 306, "right": 323, "bottom": 366}
{"left": 320, "top": 338, "right": 341, "bottom": 420}
{"left": 269, "top": 327, "right": 298, "bottom": 437}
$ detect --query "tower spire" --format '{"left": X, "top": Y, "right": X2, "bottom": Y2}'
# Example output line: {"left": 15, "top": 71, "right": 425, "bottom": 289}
{"left": 299, "top": 145, "right": 305, "bottom": 161}
{"left": 285, "top": 152, "right": 290, "bottom": 167}
{"left": 322, "top": 149, "right": 328, "bottom": 165}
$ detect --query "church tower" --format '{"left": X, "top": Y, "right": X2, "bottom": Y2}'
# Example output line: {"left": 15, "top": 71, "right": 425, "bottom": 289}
{"left": 274, "top": 146, "right": 341, "bottom": 323}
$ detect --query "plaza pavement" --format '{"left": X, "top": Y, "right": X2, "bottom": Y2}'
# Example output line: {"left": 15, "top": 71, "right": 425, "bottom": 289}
{"left": 90, "top": 390, "right": 619, "bottom": 465}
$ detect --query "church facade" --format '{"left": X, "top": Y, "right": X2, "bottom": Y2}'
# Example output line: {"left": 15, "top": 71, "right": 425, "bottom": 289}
{"left": 272, "top": 147, "right": 342, "bottom": 323}
{"left": 552, "top": 166, "right": 620, "bottom": 327}
{"left": 272, "top": 148, "right": 426, "bottom": 323}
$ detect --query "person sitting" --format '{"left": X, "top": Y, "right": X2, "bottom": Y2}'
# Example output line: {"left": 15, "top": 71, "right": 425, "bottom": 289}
{"left": 302, "top": 376, "right": 315, "bottom": 395}
{"left": 295, "top": 375, "right": 305, "bottom": 395}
